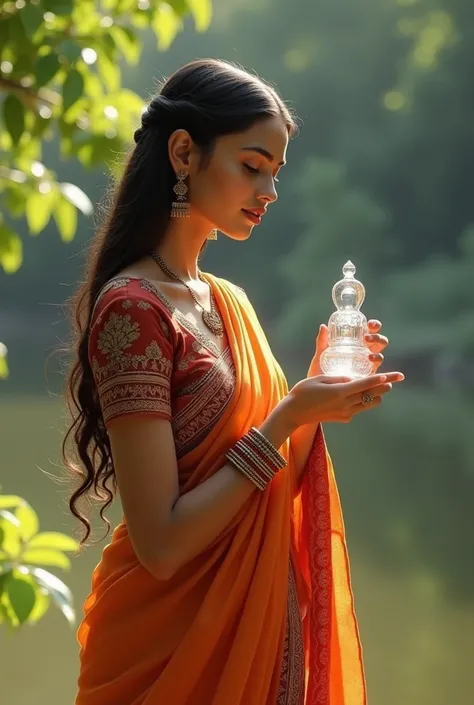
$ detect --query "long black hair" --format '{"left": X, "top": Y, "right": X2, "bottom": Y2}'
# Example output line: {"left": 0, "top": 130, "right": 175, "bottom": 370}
{"left": 62, "top": 58, "right": 298, "bottom": 544}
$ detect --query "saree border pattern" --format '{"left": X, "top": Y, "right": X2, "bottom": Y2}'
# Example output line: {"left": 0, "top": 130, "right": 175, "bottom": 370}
{"left": 277, "top": 559, "right": 305, "bottom": 705}
{"left": 304, "top": 431, "right": 332, "bottom": 705}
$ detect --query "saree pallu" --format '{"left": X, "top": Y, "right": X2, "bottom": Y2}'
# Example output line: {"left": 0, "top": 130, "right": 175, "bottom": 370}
{"left": 75, "top": 273, "right": 366, "bottom": 705}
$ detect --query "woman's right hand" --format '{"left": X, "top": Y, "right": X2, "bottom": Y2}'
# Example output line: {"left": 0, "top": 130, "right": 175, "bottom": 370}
{"left": 285, "top": 371, "right": 405, "bottom": 428}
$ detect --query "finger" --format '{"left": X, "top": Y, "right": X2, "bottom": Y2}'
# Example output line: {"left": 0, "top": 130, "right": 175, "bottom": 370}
{"left": 318, "top": 375, "right": 353, "bottom": 384}
{"left": 369, "top": 352, "right": 384, "bottom": 371}
{"left": 365, "top": 334, "right": 389, "bottom": 349}
{"left": 316, "top": 324, "right": 329, "bottom": 349}
{"left": 347, "top": 382, "right": 393, "bottom": 405}
{"left": 352, "top": 396, "right": 383, "bottom": 415}
{"left": 343, "top": 372, "right": 404, "bottom": 394}
{"left": 368, "top": 320, "right": 382, "bottom": 332}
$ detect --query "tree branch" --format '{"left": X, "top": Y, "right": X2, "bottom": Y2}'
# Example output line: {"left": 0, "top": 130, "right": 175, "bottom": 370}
{"left": 0, "top": 76, "right": 60, "bottom": 109}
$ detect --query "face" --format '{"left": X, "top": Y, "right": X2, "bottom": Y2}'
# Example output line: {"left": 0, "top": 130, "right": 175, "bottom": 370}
{"left": 169, "top": 116, "right": 289, "bottom": 240}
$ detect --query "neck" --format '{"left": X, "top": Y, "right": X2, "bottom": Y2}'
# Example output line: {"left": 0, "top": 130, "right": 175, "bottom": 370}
{"left": 154, "top": 214, "right": 213, "bottom": 281}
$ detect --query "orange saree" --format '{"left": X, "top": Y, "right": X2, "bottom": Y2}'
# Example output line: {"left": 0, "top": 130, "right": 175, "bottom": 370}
{"left": 75, "top": 273, "right": 366, "bottom": 705}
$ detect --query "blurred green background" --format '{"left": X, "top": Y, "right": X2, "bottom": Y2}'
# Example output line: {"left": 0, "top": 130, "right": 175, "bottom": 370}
{"left": 1, "top": 0, "right": 474, "bottom": 703}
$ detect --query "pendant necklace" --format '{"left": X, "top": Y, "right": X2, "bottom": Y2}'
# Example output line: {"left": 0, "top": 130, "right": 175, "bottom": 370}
{"left": 150, "top": 253, "right": 224, "bottom": 338}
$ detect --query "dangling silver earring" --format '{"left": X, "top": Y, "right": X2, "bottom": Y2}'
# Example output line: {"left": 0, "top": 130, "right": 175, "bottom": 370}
{"left": 207, "top": 229, "right": 218, "bottom": 240}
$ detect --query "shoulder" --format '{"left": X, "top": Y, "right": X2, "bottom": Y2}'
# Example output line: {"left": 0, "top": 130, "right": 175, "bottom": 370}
{"left": 91, "top": 277, "right": 172, "bottom": 325}
{"left": 206, "top": 273, "right": 248, "bottom": 301}
{"left": 90, "top": 277, "right": 175, "bottom": 347}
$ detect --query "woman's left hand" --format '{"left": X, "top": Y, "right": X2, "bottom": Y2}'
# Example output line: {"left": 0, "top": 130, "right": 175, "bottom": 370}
{"left": 307, "top": 319, "right": 389, "bottom": 377}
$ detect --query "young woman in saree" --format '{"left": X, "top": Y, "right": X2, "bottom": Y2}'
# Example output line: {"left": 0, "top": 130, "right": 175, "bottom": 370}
{"left": 64, "top": 58, "right": 404, "bottom": 705}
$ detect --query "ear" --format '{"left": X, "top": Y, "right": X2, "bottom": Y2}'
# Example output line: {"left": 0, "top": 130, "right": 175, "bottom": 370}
{"left": 168, "top": 129, "right": 195, "bottom": 173}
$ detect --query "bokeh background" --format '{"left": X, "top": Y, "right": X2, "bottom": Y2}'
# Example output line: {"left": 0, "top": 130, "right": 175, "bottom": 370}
{"left": 1, "top": 0, "right": 474, "bottom": 703}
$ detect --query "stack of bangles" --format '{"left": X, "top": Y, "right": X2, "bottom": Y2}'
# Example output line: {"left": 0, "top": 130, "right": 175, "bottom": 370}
{"left": 225, "top": 427, "right": 288, "bottom": 490}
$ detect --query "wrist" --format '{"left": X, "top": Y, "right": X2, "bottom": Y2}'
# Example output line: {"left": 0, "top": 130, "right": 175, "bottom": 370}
{"left": 258, "top": 397, "right": 299, "bottom": 450}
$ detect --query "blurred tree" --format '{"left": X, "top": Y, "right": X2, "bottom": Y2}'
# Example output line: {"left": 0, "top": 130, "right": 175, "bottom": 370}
{"left": 0, "top": 0, "right": 212, "bottom": 276}
{"left": 0, "top": 0, "right": 212, "bottom": 372}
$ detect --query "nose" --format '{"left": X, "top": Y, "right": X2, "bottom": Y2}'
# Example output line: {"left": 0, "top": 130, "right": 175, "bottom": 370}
{"left": 257, "top": 176, "right": 278, "bottom": 205}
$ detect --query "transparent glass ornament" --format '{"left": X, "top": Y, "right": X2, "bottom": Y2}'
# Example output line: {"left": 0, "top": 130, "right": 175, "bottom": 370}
{"left": 319, "top": 261, "right": 372, "bottom": 378}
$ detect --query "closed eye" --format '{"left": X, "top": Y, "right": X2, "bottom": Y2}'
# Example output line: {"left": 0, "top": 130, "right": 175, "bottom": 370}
{"left": 244, "top": 163, "right": 259, "bottom": 175}
{"left": 244, "top": 164, "right": 279, "bottom": 182}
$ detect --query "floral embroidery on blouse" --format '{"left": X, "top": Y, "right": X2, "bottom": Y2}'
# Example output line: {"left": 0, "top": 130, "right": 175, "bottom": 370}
{"left": 90, "top": 292, "right": 174, "bottom": 425}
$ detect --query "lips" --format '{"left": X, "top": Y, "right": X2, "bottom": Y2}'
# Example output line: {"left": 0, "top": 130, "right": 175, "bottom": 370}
{"left": 242, "top": 209, "right": 262, "bottom": 225}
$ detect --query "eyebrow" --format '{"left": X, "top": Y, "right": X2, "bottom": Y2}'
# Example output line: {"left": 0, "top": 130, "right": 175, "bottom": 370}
{"left": 241, "top": 146, "right": 286, "bottom": 167}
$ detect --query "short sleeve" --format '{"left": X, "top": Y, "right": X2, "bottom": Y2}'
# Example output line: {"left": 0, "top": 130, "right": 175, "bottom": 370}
{"left": 89, "top": 286, "right": 174, "bottom": 427}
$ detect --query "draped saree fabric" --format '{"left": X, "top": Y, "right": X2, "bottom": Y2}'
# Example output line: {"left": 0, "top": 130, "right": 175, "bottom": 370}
{"left": 75, "top": 273, "right": 367, "bottom": 705}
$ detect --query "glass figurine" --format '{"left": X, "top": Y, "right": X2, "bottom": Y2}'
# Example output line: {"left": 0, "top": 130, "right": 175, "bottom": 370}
{"left": 319, "top": 261, "right": 373, "bottom": 379}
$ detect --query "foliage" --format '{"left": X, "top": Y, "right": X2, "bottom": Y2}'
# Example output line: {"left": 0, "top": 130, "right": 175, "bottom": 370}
{"left": 0, "top": 492, "right": 79, "bottom": 629}
{"left": 0, "top": 340, "right": 7, "bottom": 378}
{"left": 0, "top": 0, "right": 212, "bottom": 274}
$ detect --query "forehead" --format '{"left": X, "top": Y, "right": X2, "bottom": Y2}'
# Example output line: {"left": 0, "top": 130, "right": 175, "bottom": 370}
{"left": 220, "top": 116, "right": 289, "bottom": 162}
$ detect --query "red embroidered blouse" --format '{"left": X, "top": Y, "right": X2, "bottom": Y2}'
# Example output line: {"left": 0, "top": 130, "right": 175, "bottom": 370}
{"left": 89, "top": 276, "right": 236, "bottom": 459}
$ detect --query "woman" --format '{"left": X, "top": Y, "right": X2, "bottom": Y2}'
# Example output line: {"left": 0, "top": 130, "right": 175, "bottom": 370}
{"left": 64, "top": 58, "right": 404, "bottom": 705}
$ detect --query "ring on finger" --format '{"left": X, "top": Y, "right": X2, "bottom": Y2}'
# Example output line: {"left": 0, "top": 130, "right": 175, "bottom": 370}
{"left": 361, "top": 391, "right": 374, "bottom": 406}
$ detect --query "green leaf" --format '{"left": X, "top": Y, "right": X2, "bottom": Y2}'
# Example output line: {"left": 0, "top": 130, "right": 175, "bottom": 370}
{"left": 25, "top": 190, "right": 57, "bottom": 235}
{"left": 0, "top": 510, "right": 21, "bottom": 528}
{"left": 21, "top": 548, "right": 71, "bottom": 570}
{"left": 0, "top": 354, "right": 8, "bottom": 380}
{"left": 0, "top": 596, "right": 17, "bottom": 629}
{"left": 43, "top": 0, "right": 74, "bottom": 16}
{"left": 3, "top": 94, "right": 26, "bottom": 146}
{"left": 167, "top": 0, "right": 188, "bottom": 14}
{"left": 0, "top": 570, "right": 12, "bottom": 596}
{"left": 29, "top": 567, "right": 75, "bottom": 626}
{"left": 59, "top": 39, "right": 82, "bottom": 65}
{"left": 59, "top": 182, "right": 93, "bottom": 215}
{"left": 54, "top": 196, "right": 77, "bottom": 242}
{"left": 27, "top": 532, "right": 79, "bottom": 552}
{"left": 186, "top": 0, "right": 213, "bottom": 31}
{"left": 0, "top": 223, "right": 23, "bottom": 274}
{"left": 0, "top": 496, "right": 24, "bottom": 510}
{"left": 109, "top": 25, "right": 141, "bottom": 64}
{"left": 4, "top": 184, "right": 28, "bottom": 218}
{"left": 35, "top": 53, "right": 61, "bottom": 88}
{"left": 101, "top": 33, "right": 118, "bottom": 62}
{"left": 0, "top": 574, "right": 17, "bottom": 628}
{"left": 0, "top": 516, "right": 21, "bottom": 558}
{"left": 20, "top": 3, "right": 45, "bottom": 38}
{"left": 62, "top": 69, "right": 85, "bottom": 113}
{"left": 0, "top": 342, "right": 9, "bottom": 380}
{"left": 15, "top": 503, "right": 39, "bottom": 541}
{"left": 27, "top": 588, "right": 50, "bottom": 624}
{"left": 6, "top": 574, "right": 37, "bottom": 624}
{"left": 97, "top": 53, "right": 120, "bottom": 91}
{"left": 152, "top": 4, "right": 182, "bottom": 51}
{"left": 115, "top": 0, "right": 139, "bottom": 13}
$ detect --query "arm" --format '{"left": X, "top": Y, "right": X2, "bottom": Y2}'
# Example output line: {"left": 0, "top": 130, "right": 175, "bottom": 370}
{"left": 289, "top": 421, "right": 320, "bottom": 496}
{"left": 108, "top": 397, "right": 297, "bottom": 580}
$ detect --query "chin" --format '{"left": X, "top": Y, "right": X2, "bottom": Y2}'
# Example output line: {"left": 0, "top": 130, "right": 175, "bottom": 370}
{"left": 222, "top": 225, "right": 254, "bottom": 241}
